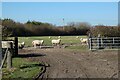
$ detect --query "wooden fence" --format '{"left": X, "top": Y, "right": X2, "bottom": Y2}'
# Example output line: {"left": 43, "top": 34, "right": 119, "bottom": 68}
{"left": 1, "top": 37, "right": 18, "bottom": 69}
{"left": 88, "top": 37, "right": 120, "bottom": 50}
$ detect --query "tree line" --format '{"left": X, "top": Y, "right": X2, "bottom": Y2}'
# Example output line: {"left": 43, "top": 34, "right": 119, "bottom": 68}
{"left": 1, "top": 18, "right": 120, "bottom": 38}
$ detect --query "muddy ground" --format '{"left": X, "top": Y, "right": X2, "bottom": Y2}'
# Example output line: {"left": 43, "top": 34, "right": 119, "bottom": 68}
{"left": 19, "top": 48, "right": 118, "bottom": 78}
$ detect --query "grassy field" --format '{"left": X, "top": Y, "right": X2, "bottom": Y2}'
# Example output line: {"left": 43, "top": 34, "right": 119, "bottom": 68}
{"left": 2, "top": 58, "right": 42, "bottom": 78}
{"left": 2, "top": 36, "right": 88, "bottom": 78}
{"left": 17, "top": 36, "right": 87, "bottom": 47}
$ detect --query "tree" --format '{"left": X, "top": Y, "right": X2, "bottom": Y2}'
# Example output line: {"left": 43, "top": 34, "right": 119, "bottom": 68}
{"left": 75, "top": 22, "right": 90, "bottom": 35}
{"left": 64, "top": 25, "right": 76, "bottom": 35}
{"left": 89, "top": 25, "right": 120, "bottom": 37}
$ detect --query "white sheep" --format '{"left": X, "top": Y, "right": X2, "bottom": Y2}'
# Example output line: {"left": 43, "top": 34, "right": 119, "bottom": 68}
{"left": 49, "top": 36, "right": 51, "bottom": 39}
{"left": 80, "top": 38, "right": 88, "bottom": 45}
{"left": 32, "top": 40, "right": 44, "bottom": 48}
{"left": 18, "top": 42, "right": 25, "bottom": 49}
{"left": 51, "top": 39, "right": 61, "bottom": 46}
{"left": 76, "top": 36, "right": 79, "bottom": 38}
{"left": 58, "top": 36, "right": 61, "bottom": 38}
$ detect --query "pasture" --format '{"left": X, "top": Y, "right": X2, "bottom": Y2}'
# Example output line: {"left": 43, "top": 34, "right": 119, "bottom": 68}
{"left": 2, "top": 36, "right": 118, "bottom": 78}
{"left": 18, "top": 36, "right": 87, "bottom": 47}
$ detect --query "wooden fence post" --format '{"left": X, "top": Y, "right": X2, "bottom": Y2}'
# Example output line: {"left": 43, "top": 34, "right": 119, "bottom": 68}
{"left": 97, "top": 34, "right": 101, "bottom": 49}
{"left": 112, "top": 38, "right": 115, "bottom": 49}
{"left": 88, "top": 33, "right": 92, "bottom": 50}
{"left": 1, "top": 41, "right": 13, "bottom": 69}
{"left": 0, "top": 25, "right": 2, "bottom": 79}
{"left": 89, "top": 38, "right": 92, "bottom": 50}
{"left": 0, "top": 41, "right": 2, "bottom": 68}
{"left": 7, "top": 49, "right": 12, "bottom": 69}
{"left": 14, "top": 37, "right": 18, "bottom": 56}
{"left": 113, "top": 38, "right": 115, "bottom": 44}
{"left": 7, "top": 42, "right": 13, "bottom": 69}
{"left": 0, "top": 41, "right": 2, "bottom": 79}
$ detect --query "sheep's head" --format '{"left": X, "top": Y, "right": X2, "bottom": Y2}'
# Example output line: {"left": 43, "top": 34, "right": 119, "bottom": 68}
{"left": 41, "top": 40, "right": 44, "bottom": 43}
{"left": 58, "top": 36, "right": 61, "bottom": 38}
{"left": 18, "top": 42, "right": 25, "bottom": 49}
{"left": 76, "top": 36, "right": 79, "bottom": 38}
{"left": 21, "top": 42, "right": 25, "bottom": 45}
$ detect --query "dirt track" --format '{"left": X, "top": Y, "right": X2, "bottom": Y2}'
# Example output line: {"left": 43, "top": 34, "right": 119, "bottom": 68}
{"left": 19, "top": 48, "right": 118, "bottom": 78}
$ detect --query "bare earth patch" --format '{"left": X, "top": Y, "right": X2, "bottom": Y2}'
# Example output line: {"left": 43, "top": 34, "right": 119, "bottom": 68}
{"left": 19, "top": 48, "right": 118, "bottom": 78}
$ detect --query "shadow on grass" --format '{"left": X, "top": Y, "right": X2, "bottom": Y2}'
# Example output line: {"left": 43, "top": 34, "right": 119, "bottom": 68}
{"left": 20, "top": 63, "right": 49, "bottom": 69}
{"left": 16, "top": 53, "right": 46, "bottom": 58}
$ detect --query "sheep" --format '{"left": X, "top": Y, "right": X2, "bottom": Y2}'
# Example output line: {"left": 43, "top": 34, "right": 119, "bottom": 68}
{"left": 80, "top": 38, "right": 88, "bottom": 45}
{"left": 76, "top": 36, "right": 79, "bottom": 38}
{"left": 58, "top": 36, "right": 61, "bottom": 38}
{"left": 49, "top": 36, "right": 51, "bottom": 39}
{"left": 32, "top": 40, "right": 44, "bottom": 48}
{"left": 51, "top": 39, "right": 61, "bottom": 46}
{"left": 18, "top": 42, "right": 25, "bottom": 49}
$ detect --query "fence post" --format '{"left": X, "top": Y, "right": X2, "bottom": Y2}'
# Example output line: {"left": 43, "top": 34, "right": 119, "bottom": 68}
{"left": 88, "top": 33, "right": 92, "bottom": 50}
{"left": 101, "top": 37, "right": 103, "bottom": 48}
{"left": 7, "top": 49, "right": 12, "bottom": 69}
{"left": 97, "top": 34, "right": 101, "bottom": 49}
{"left": 113, "top": 38, "right": 115, "bottom": 44}
{"left": 0, "top": 41, "right": 2, "bottom": 68}
{"left": 1, "top": 41, "right": 13, "bottom": 70}
{"left": 0, "top": 25, "right": 2, "bottom": 79}
{"left": 7, "top": 42, "right": 13, "bottom": 69}
{"left": 89, "top": 38, "right": 92, "bottom": 50}
{"left": 14, "top": 37, "right": 18, "bottom": 56}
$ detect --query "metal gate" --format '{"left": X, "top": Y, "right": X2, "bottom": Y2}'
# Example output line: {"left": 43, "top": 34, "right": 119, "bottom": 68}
{"left": 88, "top": 37, "right": 120, "bottom": 50}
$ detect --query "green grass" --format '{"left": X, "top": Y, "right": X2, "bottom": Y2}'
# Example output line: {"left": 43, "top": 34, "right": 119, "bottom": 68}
{"left": 17, "top": 36, "right": 87, "bottom": 47}
{"left": 2, "top": 58, "right": 42, "bottom": 78}
{"left": 7, "top": 36, "right": 88, "bottom": 50}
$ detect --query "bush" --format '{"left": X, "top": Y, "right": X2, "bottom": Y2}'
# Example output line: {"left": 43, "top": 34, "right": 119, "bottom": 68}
{"left": 89, "top": 25, "right": 120, "bottom": 37}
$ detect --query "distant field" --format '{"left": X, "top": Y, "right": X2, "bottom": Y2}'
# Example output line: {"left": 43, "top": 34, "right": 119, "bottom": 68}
{"left": 17, "top": 36, "right": 87, "bottom": 47}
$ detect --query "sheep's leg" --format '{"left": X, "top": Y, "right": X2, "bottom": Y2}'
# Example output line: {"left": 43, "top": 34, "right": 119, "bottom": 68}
{"left": 56, "top": 43, "right": 57, "bottom": 46}
{"left": 40, "top": 44, "right": 42, "bottom": 49}
{"left": 57, "top": 43, "right": 59, "bottom": 47}
{"left": 52, "top": 43, "right": 55, "bottom": 46}
{"left": 34, "top": 44, "right": 37, "bottom": 48}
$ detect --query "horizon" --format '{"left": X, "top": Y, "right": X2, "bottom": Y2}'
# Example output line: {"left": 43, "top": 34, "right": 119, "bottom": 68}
{"left": 1, "top": 18, "right": 118, "bottom": 27}
{"left": 2, "top": 2, "right": 118, "bottom": 26}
